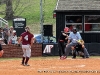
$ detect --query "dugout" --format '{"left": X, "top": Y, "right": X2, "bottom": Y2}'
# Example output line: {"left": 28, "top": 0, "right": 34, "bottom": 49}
{"left": 53, "top": 0, "right": 100, "bottom": 55}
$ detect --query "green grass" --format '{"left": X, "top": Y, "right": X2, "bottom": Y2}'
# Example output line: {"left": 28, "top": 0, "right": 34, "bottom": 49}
{"left": 0, "top": 56, "right": 100, "bottom": 61}
{"left": 0, "top": 0, "right": 57, "bottom": 35}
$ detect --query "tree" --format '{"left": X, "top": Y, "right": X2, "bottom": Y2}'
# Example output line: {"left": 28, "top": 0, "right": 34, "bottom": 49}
{"left": 5, "top": 0, "right": 14, "bottom": 20}
{"left": 0, "top": 0, "right": 6, "bottom": 4}
{"left": 0, "top": 0, "right": 34, "bottom": 20}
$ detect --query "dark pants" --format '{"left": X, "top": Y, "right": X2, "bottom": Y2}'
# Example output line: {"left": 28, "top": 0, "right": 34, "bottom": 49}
{"left": 4, "top": 39, "right": 8, "bottom": 44}
{"left": 58, "top": 41, "right": 65, "bottom": 57}
{"left": 72, "top": 44, "right": 84, "bottom": 58}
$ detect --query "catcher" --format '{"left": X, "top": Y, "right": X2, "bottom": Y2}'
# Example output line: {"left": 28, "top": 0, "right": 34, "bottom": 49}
{"left": 0, "top": 44, "right": 4, "bottom": 57}
{"left": 71, "top": 39, "right": 85, "bottom": 59}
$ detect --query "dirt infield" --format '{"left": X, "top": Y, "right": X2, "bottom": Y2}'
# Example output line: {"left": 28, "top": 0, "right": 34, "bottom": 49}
{"left": 0, "top": 56, "right": 100, "bottom": 75}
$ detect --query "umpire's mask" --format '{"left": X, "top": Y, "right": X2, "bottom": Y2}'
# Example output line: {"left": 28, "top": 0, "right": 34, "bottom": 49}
{"left": 73, "top": 28, "right": 77, "bottom": 34}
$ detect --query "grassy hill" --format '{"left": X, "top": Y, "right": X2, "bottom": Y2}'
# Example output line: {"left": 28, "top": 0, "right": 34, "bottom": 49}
{"left": 0, "top": 0, "right": 57, "bottom": 35}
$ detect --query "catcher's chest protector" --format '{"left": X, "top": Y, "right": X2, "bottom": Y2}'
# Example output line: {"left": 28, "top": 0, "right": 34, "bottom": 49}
{"left": 75, "top": 44, "right": 82, "bottom": 51}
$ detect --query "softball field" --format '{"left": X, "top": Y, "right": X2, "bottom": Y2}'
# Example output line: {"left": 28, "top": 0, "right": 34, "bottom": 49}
{"left": 0, "top": 56, "right": 100, "bottom": 75}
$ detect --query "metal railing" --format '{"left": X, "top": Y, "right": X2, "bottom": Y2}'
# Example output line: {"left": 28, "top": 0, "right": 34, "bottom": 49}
{"left": 0, "top": 17, "right": 8, "bottom": 27}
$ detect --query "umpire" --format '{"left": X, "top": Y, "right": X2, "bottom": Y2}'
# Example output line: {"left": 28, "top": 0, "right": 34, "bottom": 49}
{"left": 58, "top": 27, "right": 69, "bottom": 59}
{"left": 64, "top": 28, "right": 89, "bottom": 59}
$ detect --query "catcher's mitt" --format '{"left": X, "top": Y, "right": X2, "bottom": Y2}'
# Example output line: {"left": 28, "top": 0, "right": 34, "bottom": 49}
{"left": 0, "top": 50, "right": 4, "bottom": 57}
{"left": 77, "top": 40, "right": 84, "bottom": 45}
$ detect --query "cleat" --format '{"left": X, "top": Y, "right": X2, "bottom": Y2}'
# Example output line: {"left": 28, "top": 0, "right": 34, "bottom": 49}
{"left": 72, "top": 56, "right": 76, "bottom": 59}
{"left": 82, "top": 56, "right": 85, "bottom": 59}
{"left": 21, "top": 63, "right": 25, "bottom": 66}
{"left": 63, "top": 56, "right": 66, "bottom": 58}
{"left": 72, "top": 57, "right": 76, "bottom": 59}
{"left": 60, "top": 56, "right": 64, "bottom": 59}
{"left": 60, "top": 56, "right": 67, "bottom": 60}
{"left": 25, "top": 64, "right": 30, "bottom": 66}
{"left": 86, "top": 56, "right": 89, "bottom": 58}
{"left": 81, "top": 55, "right": 85, "bottom": 59}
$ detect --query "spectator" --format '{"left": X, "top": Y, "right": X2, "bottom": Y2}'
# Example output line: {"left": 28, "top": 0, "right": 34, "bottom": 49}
{"left": 8, "top": 26, "right": 17, "bottom": 44}
{"left": 0, "top": 38, "right": 6, "bottom": 45}
{"left": 0, "top": 27, "right": 4, "bottom": 39}
{"left": 0, "top": 28, "right": 3, "bottom": 38}
{"left": 3, "top": 24, "right": 10, "bottom": 44}
{"left": 33, "top": 37, "right": 37, "bottom": 43}
{"left": 11, "top": 30, "right": 18, "bottom": 44}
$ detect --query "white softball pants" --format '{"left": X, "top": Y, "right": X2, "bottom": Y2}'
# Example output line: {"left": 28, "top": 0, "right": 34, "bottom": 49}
{"left": 22, "top": 45, "right": 31, "bottom": 57}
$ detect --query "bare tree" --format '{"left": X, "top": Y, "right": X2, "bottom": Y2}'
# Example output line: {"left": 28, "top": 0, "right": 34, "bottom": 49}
{"left": 0, "top": 0, "right": 34, "bottom": 20}
{"left": 0, "top": 0, "right": 6, "bottom": 4}
{"left": 4, "top": 0, "right": 14, "bottom": 20}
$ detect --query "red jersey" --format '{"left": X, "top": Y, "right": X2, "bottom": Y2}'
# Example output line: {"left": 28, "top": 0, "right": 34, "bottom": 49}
{"left": 21, "top": 32, "right": 33, "bottom": 45}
